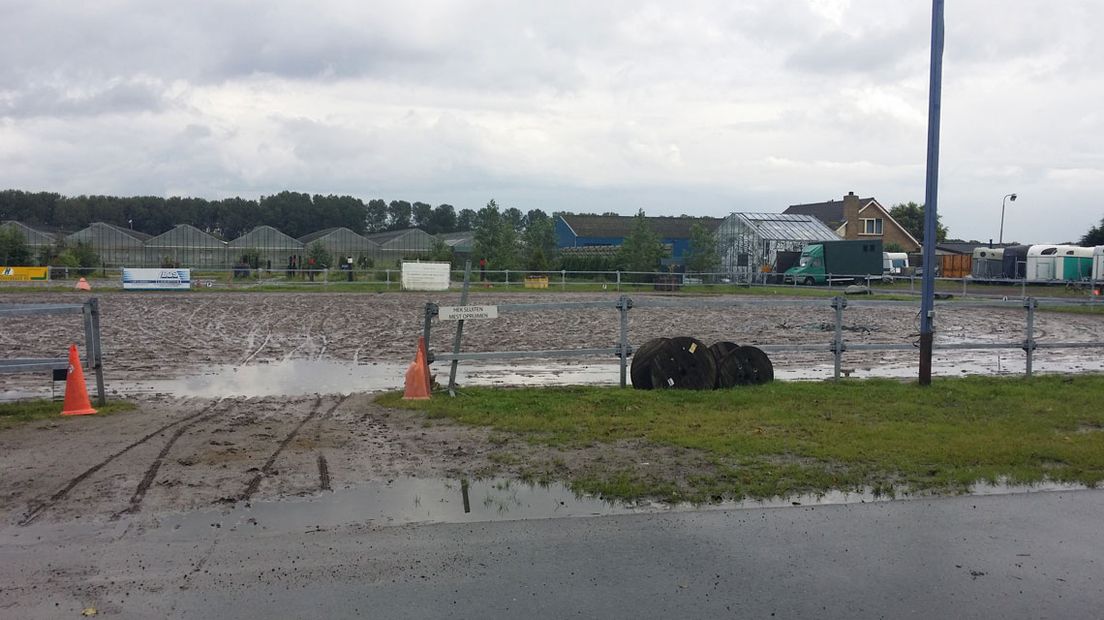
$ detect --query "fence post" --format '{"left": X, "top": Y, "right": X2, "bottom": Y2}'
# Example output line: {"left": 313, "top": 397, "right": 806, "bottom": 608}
{"left": 561, "top": 269, "right": 566, "bottom": 290}
{"left": 82, "top": 298, "right": 106, "bottom": 406}
{"left": 616, "top": 270, "right": 621, "bottom": 292}
{"left": 448, "top": 260, "right": 473, "bottom": 396}
{"left": 617, "top": 295, "right": 632, "bottom": 388}
{"left": 1023, "top": 297, "right": 1036, "bottom": 377}
{"left": 831, "top": 296, "right": 846, "bottom": 380}
{"left": 505, "top": 269, "right": 509, "bottom": 287}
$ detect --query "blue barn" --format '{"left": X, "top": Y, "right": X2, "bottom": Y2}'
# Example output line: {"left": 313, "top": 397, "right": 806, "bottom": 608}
{"left": 555, "top": 214, "right": 722, "bottom": 264}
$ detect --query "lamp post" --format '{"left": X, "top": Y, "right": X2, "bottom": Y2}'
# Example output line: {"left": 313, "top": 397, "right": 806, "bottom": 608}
{"left": 999, "top": 193, "right": 1017, "bottom": 244}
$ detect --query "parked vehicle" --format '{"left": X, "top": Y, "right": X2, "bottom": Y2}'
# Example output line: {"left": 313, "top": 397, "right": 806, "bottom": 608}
{"left": 883, "top": 252, "right": 908, "bottom": 275}
{"left": 971, "top": 247, "right": 1004, "bottom": 280}
{"left": 785, "top": 240, "right": 883, "bottom": 285}
{"left": 1025, "top": 245, "right": 1093, "bottom": 282}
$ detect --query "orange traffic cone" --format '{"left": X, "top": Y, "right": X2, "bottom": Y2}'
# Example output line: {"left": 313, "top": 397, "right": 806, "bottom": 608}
{"left": 402, "top": 337, "right": 432, "bottom": 400}
{"left": 61, "top": 344, "right": 97, "bottom": 416}
{"left": 75, "top": 277, "right": 91, "bottom": 291}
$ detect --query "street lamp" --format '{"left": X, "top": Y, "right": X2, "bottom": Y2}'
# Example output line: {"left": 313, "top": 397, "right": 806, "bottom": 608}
{"left": 999, "top": 193, "right": 1017, "bottom": 244}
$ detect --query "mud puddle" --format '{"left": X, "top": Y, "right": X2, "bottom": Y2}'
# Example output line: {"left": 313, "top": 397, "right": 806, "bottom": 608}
{"left": 140, "top": 477, "right": 1088, "bottom": 539}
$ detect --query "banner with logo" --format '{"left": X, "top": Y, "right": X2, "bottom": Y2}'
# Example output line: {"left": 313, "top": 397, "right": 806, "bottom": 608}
{"left": 122, "top": 268, "right": 192, "bottom": 290}
{"left": 0, "top": 266, "right": 48, "bottom": 281}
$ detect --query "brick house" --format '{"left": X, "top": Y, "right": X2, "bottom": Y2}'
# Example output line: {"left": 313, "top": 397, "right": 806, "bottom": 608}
{"left": 783, "top": 192, "right": 920, "bottom": 252}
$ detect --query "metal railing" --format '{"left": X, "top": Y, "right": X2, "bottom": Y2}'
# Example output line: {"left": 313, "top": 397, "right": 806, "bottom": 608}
{"left": 420, "top": 295, "right": 1104, "bottom": 390}
{"left": 4, "top": 266, "right": 1102, "bottom": 301}
{"left": 0, "top": 298, "right": 106, "bottom": 405}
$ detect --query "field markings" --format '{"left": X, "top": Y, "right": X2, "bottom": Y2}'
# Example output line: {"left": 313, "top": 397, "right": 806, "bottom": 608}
{"left": 19, "top": 399, "right": 223, "bottom": 526}
{"left": 239, "top": 395, "right": 347, "bottom": 501}
{"left": 113, "top": 398, "right": 231, "bottom": 518}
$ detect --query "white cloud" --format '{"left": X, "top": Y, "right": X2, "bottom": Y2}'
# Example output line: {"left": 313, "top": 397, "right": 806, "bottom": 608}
{"left": 0, "top": 0, "right": 1102, "bottom": 242}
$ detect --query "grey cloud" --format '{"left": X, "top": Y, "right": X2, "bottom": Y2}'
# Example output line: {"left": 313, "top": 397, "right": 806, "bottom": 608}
{"left": 0, "top": 80, "right": 170, "bottom": 119}
{"left": 785, "top": 30, "right": 926, "bottom": 76}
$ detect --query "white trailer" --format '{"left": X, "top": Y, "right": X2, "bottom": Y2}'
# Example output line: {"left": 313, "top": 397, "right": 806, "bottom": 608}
{"left": 971, "top": 247, "right": 1004, "bottom": 279}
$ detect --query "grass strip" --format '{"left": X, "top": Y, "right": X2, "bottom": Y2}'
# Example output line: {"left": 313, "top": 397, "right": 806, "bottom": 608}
{"left": 0, "top": 399, "right": 136, "bottom": 429}
{"left": 380, "top": 375, "right": 1104, "bottom": 502}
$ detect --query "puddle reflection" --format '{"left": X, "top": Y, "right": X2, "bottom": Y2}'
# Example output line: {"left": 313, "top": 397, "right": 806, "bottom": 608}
{"left": 145, "top": 476, "right": 1088, "bottom": 539}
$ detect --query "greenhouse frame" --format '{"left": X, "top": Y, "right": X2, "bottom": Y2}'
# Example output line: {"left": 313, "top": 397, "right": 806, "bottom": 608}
{"left": 229, "top": 225, "right": 304, "bottom": 269}
{"left": 364, "top": 228, "right": 438, "bottom": 266}
{"left": 716, "top": 212, "right": 840, "bottom": 278}
{"left": 145, "top": 224, "right": 228, "bottom": 268}
{"left": 67, "top": 222, "right": 151, "bottom": 267}
{"left": 299, "top": 228, "right": 380, "bottom": 268}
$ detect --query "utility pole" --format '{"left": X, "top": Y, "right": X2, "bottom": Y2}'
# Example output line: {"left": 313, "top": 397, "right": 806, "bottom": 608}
{"left": 919, "top": 0, "right": 945, "bottom": 386}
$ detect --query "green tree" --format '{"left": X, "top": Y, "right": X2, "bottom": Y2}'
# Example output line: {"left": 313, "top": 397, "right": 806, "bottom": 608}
{"left": 1080, "top": 217, "right": 1104, "bottom": 246}
{"left": 0, "top": 226, "right": 32, "bottom": 266}
{"left": 456, "top": 208, "right": 477, "bottom": 231}
{"left": 428, "top": 204, "right": 457, "bottom": 234}
{"left": 889, "top": 202, "right": 948, "bottom": 243}
{"left": 365, "top": 199, "right": 389, "bottom": 232}
{"left": 684, "top": 222, "right": 720, "bottom": 274}
{"left": 306, "top": 241, "right": 332, "bottom": 269}
{"left": 427, "top": 239, "right": 455, "bottom": 263}
{"left": 388, "top": 200, "right": 413, "bottom": 230}
{"left": 411, "top": 202, "right": 434, "bottom": 230}
{"left": 473, "top": 199, "right": 520, "bottom": 272}
{"left": 616, "top": 209, "right": 667, "bottom": 272}
{"left": 523, "top": 213, "right": 556, "bottom": 272}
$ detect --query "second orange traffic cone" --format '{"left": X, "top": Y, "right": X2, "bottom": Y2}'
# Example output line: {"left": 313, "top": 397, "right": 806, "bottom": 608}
{"left": 61, "top": 344, "right": 97, "bottom": 416}
{"left": 402, "top": 337, "right": 432, "bottom": 400}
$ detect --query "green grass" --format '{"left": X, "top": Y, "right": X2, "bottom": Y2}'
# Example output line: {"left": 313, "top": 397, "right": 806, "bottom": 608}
{"left": 0, "top": 399, "right": 136, "bottom": 429}
{"left": 379, "top": 375, "right": 1104, "bottom": 502}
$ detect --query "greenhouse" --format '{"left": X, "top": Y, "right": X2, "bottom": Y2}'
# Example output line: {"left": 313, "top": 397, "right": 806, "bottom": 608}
{"left": 1, "top": 221, "right": 59, "bottom": 260}
{"left": 299, "top": 228, "right": 379, "bottom": 268}
{"left": 364, "top": 228, "right": 438, "bottom": 265}
{"left": 67, "top": 222, "right": 151, "bottom": 267}
{"left": 715, "top": 213, "right": 839, "bottom": 278}
{"left": 229, "top": 225, "right": 303, "bottom": 270}
{"left": 144, "top": 224, "right": 227, "bottom": 268}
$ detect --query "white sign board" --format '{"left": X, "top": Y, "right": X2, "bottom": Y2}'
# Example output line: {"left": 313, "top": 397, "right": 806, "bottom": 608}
{"left": 122, "top": 268, "right": 192, "bottom": 290}
{"left": 401, "top": 262, "right": 451, "bottom": 291}
{"left": 439, "top": 305, "right": 499, "bottom": 320}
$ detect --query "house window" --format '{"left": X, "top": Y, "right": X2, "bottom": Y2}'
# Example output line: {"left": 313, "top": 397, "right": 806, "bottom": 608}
{"left": 861, "top": 218, "right": 883, "bottom": 235}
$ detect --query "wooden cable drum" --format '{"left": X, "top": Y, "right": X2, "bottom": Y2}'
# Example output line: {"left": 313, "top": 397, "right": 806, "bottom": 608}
{"left": 630, "top": 337, "right": 669, "bottom": 389}
{"left": 648, "top": 336, "right": 717, "bottom": 390}
{"left": 715, "top": 349, "right": 752, "bottom": 388}
{"left": 735, "top": 345, "right": 774, "bottom": 384}
{"left": 709, "top": 341, "right": 740, "bottom": 387}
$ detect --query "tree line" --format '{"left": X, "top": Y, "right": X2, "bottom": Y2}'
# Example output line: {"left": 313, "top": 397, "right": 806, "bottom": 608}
{"left": 0, "top": 190, "right": 479, "bottom": 239}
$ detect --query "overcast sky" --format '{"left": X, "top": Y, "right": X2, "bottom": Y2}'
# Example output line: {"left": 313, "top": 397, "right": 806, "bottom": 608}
{"left": 2, "top": 0, "right": 1101, "bottom": 242}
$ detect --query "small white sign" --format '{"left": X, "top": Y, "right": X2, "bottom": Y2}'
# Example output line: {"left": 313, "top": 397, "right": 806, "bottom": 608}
{"left": 401, "top": 262, "right": 451, "bottom": 291}
{"left": 439, "top": 305, "right": 499, "bottom": 320}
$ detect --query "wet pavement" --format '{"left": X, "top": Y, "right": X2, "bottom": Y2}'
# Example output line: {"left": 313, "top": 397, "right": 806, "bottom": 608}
{"left": 2, "top": 486, "right": 1101, "bottom": 618}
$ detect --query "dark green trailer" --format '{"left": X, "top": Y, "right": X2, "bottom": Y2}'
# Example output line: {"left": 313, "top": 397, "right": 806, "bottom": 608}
{"left": 784, "top": 239, "right": 884, "bottom": 285}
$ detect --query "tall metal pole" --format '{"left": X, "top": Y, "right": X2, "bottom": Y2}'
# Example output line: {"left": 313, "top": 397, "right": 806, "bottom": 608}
{"left": 919, "top": 0, "right": 945, "bottom": 386}
{"left": 999, "top": 193, "right": 1016, "bottom": 244}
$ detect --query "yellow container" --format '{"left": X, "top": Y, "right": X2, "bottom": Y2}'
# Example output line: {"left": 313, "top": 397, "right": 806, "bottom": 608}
{"left": 524, "top": 275, "right": 549, "bottom": 289}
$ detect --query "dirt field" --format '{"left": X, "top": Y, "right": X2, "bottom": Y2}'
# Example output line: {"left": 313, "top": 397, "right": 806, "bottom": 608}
{"left": 2, "top": 290, "right": 1102, "bottom": 525}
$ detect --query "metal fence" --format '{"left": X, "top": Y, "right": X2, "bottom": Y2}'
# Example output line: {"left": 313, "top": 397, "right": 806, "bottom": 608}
{"left": 7, "top": 266, "right": 1104, "bottom": 301}
{"left": 421, "top": 295, "right": 1104, "bottom": 390}
{"left": 0, "top": 298, "right": 106, "bottom": 405}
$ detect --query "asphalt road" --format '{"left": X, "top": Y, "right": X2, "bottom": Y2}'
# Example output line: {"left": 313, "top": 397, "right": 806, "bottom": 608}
{"left": 2, "top": 489, "right": 1101, "bottom": 619}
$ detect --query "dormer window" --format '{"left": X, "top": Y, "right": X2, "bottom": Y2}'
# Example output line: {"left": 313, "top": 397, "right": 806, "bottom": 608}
{"left": 861, "top": 218, "right": 883, "bottom": 235}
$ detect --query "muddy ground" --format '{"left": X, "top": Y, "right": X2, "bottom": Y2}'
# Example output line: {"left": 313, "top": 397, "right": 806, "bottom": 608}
{"left": 1, "top": 290, "right": 1102, "bottom": 525}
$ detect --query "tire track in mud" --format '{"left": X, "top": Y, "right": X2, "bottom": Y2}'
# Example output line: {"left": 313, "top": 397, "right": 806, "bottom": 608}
{"left": 238, "top": 395, "right": 347, "bottom": 501}
{"left": 113, "top": 399, "right": 231, "bottom": 518}
{"left": 312, "top": 395, "right": 347, "bottom": 492}
{"left": 19, "top": 399, "right": 223, "bottom": 526}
